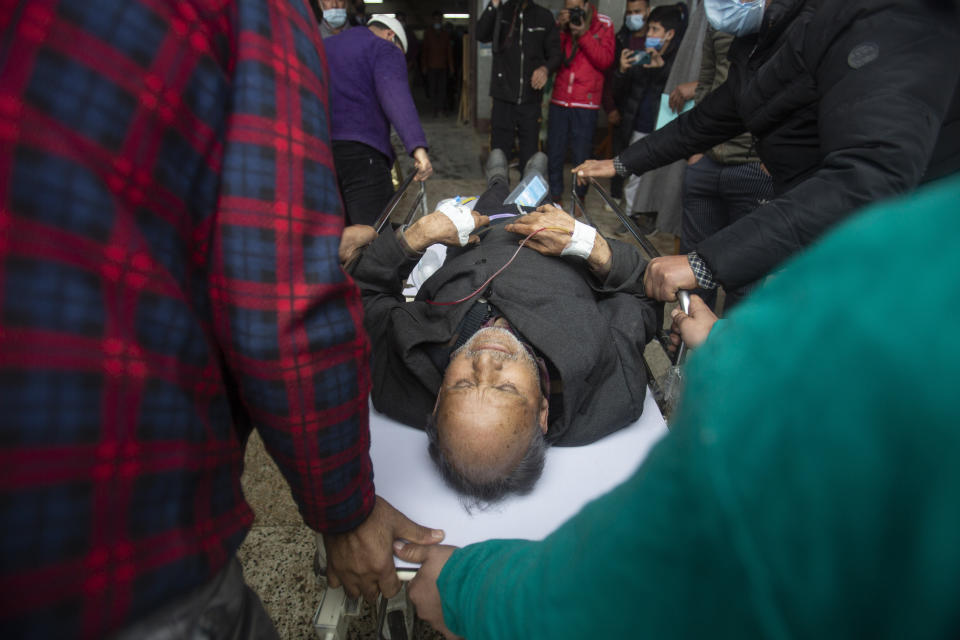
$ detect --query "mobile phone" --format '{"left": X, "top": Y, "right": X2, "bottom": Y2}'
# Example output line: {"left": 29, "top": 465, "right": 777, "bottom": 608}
{"left": 631, "top": 50, "right": 652, "bottom": 66}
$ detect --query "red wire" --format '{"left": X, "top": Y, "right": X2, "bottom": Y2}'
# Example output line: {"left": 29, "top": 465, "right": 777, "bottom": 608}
{"left": 425, "top": 227, "right": 559, "bottom": 306}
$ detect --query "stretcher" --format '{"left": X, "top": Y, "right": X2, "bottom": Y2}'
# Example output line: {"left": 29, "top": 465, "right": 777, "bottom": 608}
{"left": 313, "top": 177, "right": 686, "bottom": 639}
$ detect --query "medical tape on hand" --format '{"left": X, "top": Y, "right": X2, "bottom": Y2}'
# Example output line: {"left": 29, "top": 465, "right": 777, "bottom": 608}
{"left": 560, "top": 220, "right": 597, "bottom": 259}
{"left": 437, "top": 201, "right": 476, "bottom": 246}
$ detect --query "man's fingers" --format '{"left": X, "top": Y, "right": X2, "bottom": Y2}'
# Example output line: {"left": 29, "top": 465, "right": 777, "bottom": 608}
{"left": 393, "top": 541, "right": 432, "bottom": 565}
{"left": 378, "top": 570, "right": 402, "bottom": 600}
{"left": 473, "top": 213, "right": 490, "bottom": 228}
{"left": 687, "top": 294, "right": 709, "bottom": 316}
{"left": 327, "top": 571, "right": 342, "bottom": 589}
{"left": 391, "top": 510, "right": 445, "bottom": 546}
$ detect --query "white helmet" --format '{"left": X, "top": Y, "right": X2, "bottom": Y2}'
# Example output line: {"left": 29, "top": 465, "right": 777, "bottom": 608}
{"left": 368, "top": 14, "right": 408, "bottom": 54}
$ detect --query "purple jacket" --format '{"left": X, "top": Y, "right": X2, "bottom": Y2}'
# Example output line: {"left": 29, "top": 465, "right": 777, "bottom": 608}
{"left": 326, "top": 27, "right": 428, "bottom": 161}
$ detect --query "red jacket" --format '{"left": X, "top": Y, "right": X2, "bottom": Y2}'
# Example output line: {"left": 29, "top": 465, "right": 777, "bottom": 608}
{"left": 551, "top": 8, "right": 615, "bottom": 110}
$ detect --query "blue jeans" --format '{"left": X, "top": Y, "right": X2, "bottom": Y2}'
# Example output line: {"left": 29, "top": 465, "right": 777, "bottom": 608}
{"left": 547, "top": 104, "right": 598, "bottom": 200}
{"left": 681, "top": 155, "right": 774, "bottom": 310}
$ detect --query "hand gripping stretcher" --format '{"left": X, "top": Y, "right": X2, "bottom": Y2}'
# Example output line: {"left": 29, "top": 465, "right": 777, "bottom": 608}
{"left": 313, "top": 176, "right": 693, "bottom": 639}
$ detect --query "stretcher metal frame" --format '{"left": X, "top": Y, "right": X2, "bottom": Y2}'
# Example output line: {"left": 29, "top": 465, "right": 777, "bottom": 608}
{"left": 313, "top": 175, "right": 687, "bottom": 639}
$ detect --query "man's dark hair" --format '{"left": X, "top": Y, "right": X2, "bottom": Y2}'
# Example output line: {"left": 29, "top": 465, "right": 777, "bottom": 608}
{"left": 425, "top": 411, "right": 548, "bottom": 507}
{"left": 647, "top": 4, "right": 685, "bottom": 39}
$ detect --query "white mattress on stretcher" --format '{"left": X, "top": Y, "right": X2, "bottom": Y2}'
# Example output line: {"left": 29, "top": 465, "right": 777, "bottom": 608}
{"left": 369, "top": 392, "right": 669, "bottom": 568}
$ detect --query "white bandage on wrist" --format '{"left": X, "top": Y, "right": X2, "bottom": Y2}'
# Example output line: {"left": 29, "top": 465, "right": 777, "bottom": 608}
{"left": 437, "top": 201, "right": 476, "bottom": 246}
{"left": 560, "top": 220, "right": 597, "bottom": 259}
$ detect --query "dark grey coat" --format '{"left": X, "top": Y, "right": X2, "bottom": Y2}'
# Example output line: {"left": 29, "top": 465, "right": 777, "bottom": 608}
{"left": 349, "top": 224, "right": 656, "bottom": 446}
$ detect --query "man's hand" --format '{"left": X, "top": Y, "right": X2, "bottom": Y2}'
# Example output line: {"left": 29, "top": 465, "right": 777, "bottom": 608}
{"left": 619, "top": 48, "right": 638, "bottom": 73}
{"left": 323, "top": 496, "right": 444, "bottom": 604}
{"left": 571, "top": 158, "right": 615, "bottom": 186}
{"left": 413, "top": 148, "right": 433, "bottom": 182}
{"left": 530, "top": 65, "right": 549, "bottom": 90}
{"left": 608, "top": 108, "right": 622, "bottom": 126}
{"left": 687, "top": 153, "right": 704, "bottom": 166}
{"left": 669, "top": 294, "right": 717, "bottom": 350}
{"left": 505, "top": 205, "right": 612, "bottom": 276}
{"left": 557, "top": 9, "right": 570, "bottom": 29}
{"left": 490, "top": 0, "right": 500, "bottom": 6}
{"left": 394, "top": 542, "right": 462, "bottom": 640}
{"left": 644, "top": 255, "right": 698, "bottom": 301}
{"left": 339, "top": 224, "right": 378, "bottom": 267}
{"left": 404, "top": 209, "right": 490, "bottom": 251}
{"left": 668, "top": 81, "right": 697, "bottom": 112}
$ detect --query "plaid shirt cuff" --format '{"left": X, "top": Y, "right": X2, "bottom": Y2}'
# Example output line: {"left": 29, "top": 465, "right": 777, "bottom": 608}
{"left": 613, "top": 155, "right": 630, "bottom": 178}
{"left": 687, "top": 252, "right": 717, "bottom": 290}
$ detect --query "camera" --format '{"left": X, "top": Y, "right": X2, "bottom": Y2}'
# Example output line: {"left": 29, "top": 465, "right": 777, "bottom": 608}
{"left": 568, "top": 6, "right": 586, "bottom": 27}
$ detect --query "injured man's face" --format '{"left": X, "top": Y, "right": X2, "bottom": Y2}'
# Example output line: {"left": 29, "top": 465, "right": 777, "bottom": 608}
{"left": 427, "top": 327, "right": 550, "bottom": 503}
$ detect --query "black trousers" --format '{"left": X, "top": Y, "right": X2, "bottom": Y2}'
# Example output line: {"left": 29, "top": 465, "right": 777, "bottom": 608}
{"left": 333, "top": 140, "right": 394, "bottom": 226}
{"left": 490, "top": 99, "right": 541, "bottom": 171}
{"left": 427, "top": 69, "right": 447, "bottom": 115}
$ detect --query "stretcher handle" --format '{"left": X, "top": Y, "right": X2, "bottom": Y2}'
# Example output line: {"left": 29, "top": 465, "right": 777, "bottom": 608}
{"left": 586, "top": 177, "right": 662, "bottom": 261}
{"left": 569, "top": 181, "right": 598, "bottom": 228}
{"left": 375, "top": 170, "right": 418, "bottom": 233}
{"left": 674, "top": 289, "right": 691, "bottom": 366}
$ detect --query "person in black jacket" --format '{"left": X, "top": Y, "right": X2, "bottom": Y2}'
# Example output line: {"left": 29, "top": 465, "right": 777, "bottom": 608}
{"left": 477, "top": 0, "right": 562, "bottom": 173}
{"left": 574, "top": 0, "right": 960, "bottom": 303}
{"left": 610, "top": 4, "right": 686, "bottom": 216}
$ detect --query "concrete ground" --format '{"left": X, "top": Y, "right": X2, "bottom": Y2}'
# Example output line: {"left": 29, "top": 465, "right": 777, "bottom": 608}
{"left": 237, "top": 111, "right": 682, "bottom": 639}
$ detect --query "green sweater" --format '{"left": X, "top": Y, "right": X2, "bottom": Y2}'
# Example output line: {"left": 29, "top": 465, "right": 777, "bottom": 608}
{"left": 437, "top": 175, "right": 960, "bottom": 639}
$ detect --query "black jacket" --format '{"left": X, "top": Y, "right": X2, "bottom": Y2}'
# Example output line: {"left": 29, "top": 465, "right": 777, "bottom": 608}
{"left": 610, "top": 27, "right": 681, "bottom": 145}
{"left": 620, "top": 0, "right": 960, "bottom": 289}
{"left": 349, "top": 223, "right": 656, "bottom": 446}
{"left": 477, "top": 0, "right": 562, "bottom": 105}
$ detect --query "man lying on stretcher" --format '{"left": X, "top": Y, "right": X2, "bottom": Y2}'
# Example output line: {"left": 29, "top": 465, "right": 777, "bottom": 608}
{"left": 340, "top": 169, "right": 657, "bottom": 503}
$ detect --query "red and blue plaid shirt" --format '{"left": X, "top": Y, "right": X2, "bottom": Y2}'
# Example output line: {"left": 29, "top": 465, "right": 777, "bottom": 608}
{"left": 0, "top": 0, "right": 374, "bottom": 636}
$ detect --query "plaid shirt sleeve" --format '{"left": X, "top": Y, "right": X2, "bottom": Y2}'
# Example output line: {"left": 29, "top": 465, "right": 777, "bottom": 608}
{"left": 211, "top": 0, "right": 375, "bottom": 534}
{"left": 0, "top": 0, "right": 372, "bottom": 635}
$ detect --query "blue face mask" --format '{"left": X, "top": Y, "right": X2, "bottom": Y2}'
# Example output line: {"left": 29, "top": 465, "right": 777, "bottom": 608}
{"left": 645, "top": 36, "right": 663, "bottom": 50}
{"left": 625, "top": 14, "right": 645, "bottom": 32}
{"left": 704, "top": 0, "right": 764, "bottom": 37}
{"left": 323, "top": 7, "right": 347, "bottom": 29}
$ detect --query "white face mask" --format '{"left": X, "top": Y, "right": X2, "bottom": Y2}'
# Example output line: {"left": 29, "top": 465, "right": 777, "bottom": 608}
{"left": 704, "top": 0, "right": 764, "bottom": 36}
{"left": 324, "top": 7, "right": 348, "bottom": 29}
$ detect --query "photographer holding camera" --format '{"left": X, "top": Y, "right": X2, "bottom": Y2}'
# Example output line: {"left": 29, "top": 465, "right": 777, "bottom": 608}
{"left": 547, "top": 0, "right": 615, "bottom": 205}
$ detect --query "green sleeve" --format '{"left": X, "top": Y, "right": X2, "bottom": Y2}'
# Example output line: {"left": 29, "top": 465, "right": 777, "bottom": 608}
{"left": 436, "top": 415, "right": 761, "bottom": 639}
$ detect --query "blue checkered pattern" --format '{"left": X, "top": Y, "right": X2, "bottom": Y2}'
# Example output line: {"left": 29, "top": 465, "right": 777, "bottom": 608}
{"left": 303, "top": 156, "right": 340, "bottom": 213}
{"left": 137, "top": 379, "right": 206, "bottom": 442}
{"left": 228, "top": 307, "right": 280, "bottom": 361}
{"left": 235, "top": 60, "right": 277, "bottom": 117}
{"left": 136, "top": 293, "right": 211, "bottom": 365}
{"left": 1, "top": 1, "right": 374, "bottom": 635}
{"left": 305, "top": 298, "right": 355, "bottom": 351}
{"left": 3, "top": 257, "right": 105, "bottom": 335}
{"left": 26, "top": 50, "right": 136, "bottom": 150}
{"left": 58, "top": 0, "right": 167, "bottom": 67}
{"left": 222, "top": 142, "right": 277, "bottom": 200}
{"left": 300, "top": 87, "right": 329, "bottom": 139}
{"left": 1, "top": 484, "right": 92, "bottom": 572}
{"left": 11, "top": 148, "right": 114, "bottom": 242}
{"left": 312, "top": 361, "right": 359, "bottom": 411}
{"left": 184, "top": 56, "right": 230, "bottom": 129}
{"left": 0, "top": 371, "right": 102, "bottom": 445}
{"left": 155, "top": 131, "right": 220, "bottom": 222}
{"left": 222, "top": 225, "right": 278, "bottom": 283}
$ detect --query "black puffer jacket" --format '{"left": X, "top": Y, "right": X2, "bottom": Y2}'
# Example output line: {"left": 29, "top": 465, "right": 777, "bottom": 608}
{"left": 620, "top": 0, "right": 960, "bottom": 289}
{"left": 477, "top": 0, "right": 562, "bottom": 105}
